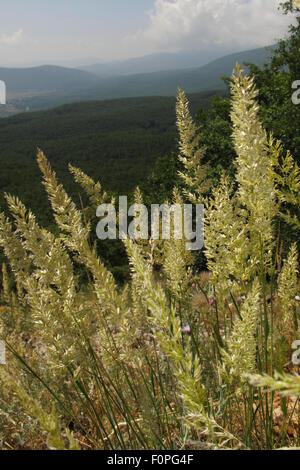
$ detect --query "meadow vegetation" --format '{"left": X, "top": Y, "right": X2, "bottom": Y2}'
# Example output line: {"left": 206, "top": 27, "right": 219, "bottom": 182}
{"left": 0, "top": 0, "right": 299, "bottom": 452}
{"left": 0, "top": 64, "right": 299, "bottom": 450}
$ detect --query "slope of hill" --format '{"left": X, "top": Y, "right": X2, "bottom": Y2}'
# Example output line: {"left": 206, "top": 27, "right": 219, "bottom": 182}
{"left": 5, "top": 45, "right": 274, "bottom": 113}
{"left": 0, "top": 65, "right": 99, "bottom": 95}
{"left": 0, "top": 91, "right": 219, "bottom": 226}
{"left": 84, "top": 45, "right": 274, "bottom": 97}
{"left": 81, "top": 49, "right": 234, "bottom": 77}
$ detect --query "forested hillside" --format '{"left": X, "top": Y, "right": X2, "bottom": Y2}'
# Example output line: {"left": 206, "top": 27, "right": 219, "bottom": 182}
{"left": 0, "top": 91, "right": 219, "bottom": 226}
{"left": 2, "top": 45, "right": 272, "bottom": 114}
{"left": 81, "top": 46, "right": 271, "bottom": 77}
{"left": 0, "top": 65, "right": 98, "bottom": 94}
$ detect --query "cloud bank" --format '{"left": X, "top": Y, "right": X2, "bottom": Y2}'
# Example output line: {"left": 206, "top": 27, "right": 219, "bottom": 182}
{"left": 0, "top": 1, "right": 295, "bottom": 66}
{"left": 126, "top": 0, "right": 294, "bottom": 55}
{"left": 0, "top": 29, "right": 23, "bottom": 47}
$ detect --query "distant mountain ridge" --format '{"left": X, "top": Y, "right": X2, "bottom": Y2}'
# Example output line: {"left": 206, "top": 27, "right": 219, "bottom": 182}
{"left": 0, "top": 45, "right": 275, "bottom": 114}
{"left": 86, "top": 45, "right": 275, "bottom": 97}
{"left": 80, "top": 49, "right": 237, "bottom": 77}
{"left": 0, "top": 65, "right": 98, "bottom": 94}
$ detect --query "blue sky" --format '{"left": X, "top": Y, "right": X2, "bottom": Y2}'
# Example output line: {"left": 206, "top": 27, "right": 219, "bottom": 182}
{"left": 0, "top": 0, "right": 295, "bottom": 67}
{"left": 1, "top": 0, "right": 154, "bottom": 37}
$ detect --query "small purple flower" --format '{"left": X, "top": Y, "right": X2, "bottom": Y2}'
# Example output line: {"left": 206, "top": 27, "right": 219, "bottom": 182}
{"left": 209, "top": 298, "right": 215, "bottom": 306}
{"left": 191, "top": 283, "right": 196, "bottom": 289}
{"left": 237, "top": 297, "right": 242, "bottom": 303}
{"left": 183, "top": 325, "right": 191, "bottom": 334}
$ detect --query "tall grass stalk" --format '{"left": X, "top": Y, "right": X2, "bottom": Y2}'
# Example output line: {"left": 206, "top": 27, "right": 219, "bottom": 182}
{"left": 0, "top": 67, "right": 299, "bottom": 449}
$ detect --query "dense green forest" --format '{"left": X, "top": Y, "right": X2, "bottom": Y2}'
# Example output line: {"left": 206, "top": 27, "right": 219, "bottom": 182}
{"left": 0, "top": 91, "right": 220, "bottom": 226}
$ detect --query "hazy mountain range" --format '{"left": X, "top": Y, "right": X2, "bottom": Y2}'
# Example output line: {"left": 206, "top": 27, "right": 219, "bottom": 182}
{"left": 0, "top": 65, "right": 98, "bottom": 95}
{"left": 0, "top": 45, "right": 275, "bottom": 116}
{"left": 80, "top": 49, "right": 238, "bottom": 77}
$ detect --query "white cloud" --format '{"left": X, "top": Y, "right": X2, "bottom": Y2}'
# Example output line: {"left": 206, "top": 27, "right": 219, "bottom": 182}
{"left": 0, "top": 29, "right": 24, "bottom": 46}
{"left": 126, "top": 0, "right": 294, "bottom": 54}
